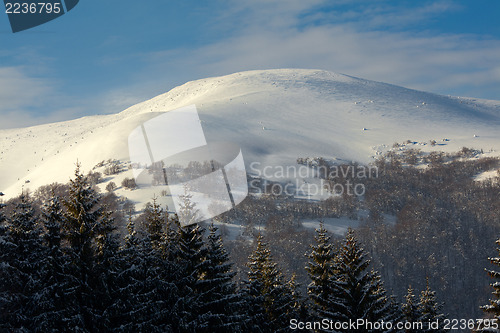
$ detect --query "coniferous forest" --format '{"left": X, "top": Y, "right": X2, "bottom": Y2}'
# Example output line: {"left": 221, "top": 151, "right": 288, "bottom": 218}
{"left": 1, "top": 146, "right": 500, "bottom": 332}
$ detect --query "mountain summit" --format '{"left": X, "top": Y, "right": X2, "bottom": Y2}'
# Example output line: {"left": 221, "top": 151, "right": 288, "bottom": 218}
{"left": 1, "top": 69, "right": 500, "bottom": 198}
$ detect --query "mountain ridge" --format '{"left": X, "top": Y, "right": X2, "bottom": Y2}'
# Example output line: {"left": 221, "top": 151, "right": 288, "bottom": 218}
{"left": 1, "top": 68, "right": 500, "bottom": 199}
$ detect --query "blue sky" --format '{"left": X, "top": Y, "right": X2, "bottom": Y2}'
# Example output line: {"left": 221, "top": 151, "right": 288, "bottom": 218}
{"left": 1, "top": 0, "right": 499, "bottom": 129}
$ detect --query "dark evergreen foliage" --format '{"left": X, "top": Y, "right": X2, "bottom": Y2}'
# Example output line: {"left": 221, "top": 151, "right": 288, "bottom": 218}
{"left": 1, "top": 157, "right": 465, "bottom": 332}
{"left": 0, "top": 193, "right": 44, "bottom": 331}
{"left": 401, "top": 287, "right": 422, "bottom": 333}
{"left": 418, "top": 281, "right": 447, "bottom": 332}
{"left": 186, "top": 224, "right": 244, "bottom": 332}
{"left": 306, "top": 223, "right": 336, "bottom": 325}
{"left": 482, "top": 239, "right": 500, "bottom": 321}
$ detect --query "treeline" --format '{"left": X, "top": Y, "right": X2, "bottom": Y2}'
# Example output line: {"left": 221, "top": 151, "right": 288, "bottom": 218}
{"left": 359, "top": 148, "right": 500, "bottom": 319}
{"left": 1, "top": 166, "right": 449, "bottom": 332}
{"left": 250, "top": 145, "right": 500, "bottom": 318}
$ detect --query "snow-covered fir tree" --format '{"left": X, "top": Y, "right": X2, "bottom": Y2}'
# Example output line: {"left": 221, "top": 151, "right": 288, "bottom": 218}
{"left": 61, "top": 164, "right": 117, "bottom": 331}
{"left": 418, "top": 280, "right": 447, "bottom": 332}
{"left": 0, "top": 193, "right": 46, "bottom": 330}
{"left": 92, "top": 210, "right": 120, "bottom": 331}
{"left": 0, "top": 198, "right": 6, "bottom": 225}
{"left": 329, "top": 228, "right": 398, "bottom": 332}
{"left": 306, "top": 223, "right": 336, "bottom": 322}
{"left": 62, "top": 163, "right": 104, "bottom": 261}
{"left": 176, "top": 222, "right": 209, "bottom": 331}
{"left": 143, "top": 196, "right": 165, "bottom": 245}
{"left": 188, "top": 223, "right": 244, "bottom": 332}
{"left": 244, "top": 234, "right": 299, "bottom": 333}
{"left": 482, "top": 238, "right": 500, "bottom": 331}
{"left": 0, "top": 200, "right": 6, "bottom": 328}
{"left": 177, "top": 184, "right": 200, "bottom": 226}
{"left": 124, "top": 211, "right": 138, "bottom": 248}
{"left": 29, "top": 195, "right": 82, "bottom": 331}
{"left": 108, "top": 205, "right": 180, "bottom": 331}
{"left": 42, "top": 196, "right": 63, "bottom": 249}
{"left": 401, "top": 286, "right": 422, "bottom": 333}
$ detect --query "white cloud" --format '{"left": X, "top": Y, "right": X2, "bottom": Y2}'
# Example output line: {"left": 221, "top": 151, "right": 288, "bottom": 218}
{"left": 142, "top": 0, "right": 500, "bottom": 100}
{"left": 0, "top": 67, "right": 52, "bottom": 111}
{"left": 0, "top": 67, "right": 91, "bottom": 129}
{"left": 0, "top": 107, "right": 86, "bottom": 130}
{"left": 339, "top": 0, "right": 461, "bottom": 30}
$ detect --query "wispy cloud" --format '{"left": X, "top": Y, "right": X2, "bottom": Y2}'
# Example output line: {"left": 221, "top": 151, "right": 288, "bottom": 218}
{"left": 142, "top": 0, "right": 500, "bottom": 100}
{"left": 1, "top": 0, "right": 499, "bottom": 129}
{"left": 0, "top": 66, "right": 58, "bottom": 129}
{"left": 0, "top": 67, "right": 52, "bottom": 110}
{"left": 328, "top": 0, "right": 462, "bottom": 30}
{"left": 0, "top": 66, "right": 90, "bottom": 129}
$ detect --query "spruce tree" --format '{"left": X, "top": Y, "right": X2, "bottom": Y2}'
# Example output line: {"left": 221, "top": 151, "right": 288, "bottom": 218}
{"left": 30, "top": 195, "right": 83, "bottom": 331}
{"left": 0, "top": 199, "right": 7, "bottom": 328}
{"left": 418, "top": 280, "right": 446, "bottom": 332}
{"left": 482, "top": 239, "right": 500, "bottom": 318}
{"left": 287, "top": 273, "right": 309, "bottom": 322}
{"left": 104, "top": 215, "right": 138, "bottom": 331}
{"left": 0, "top": 194, "right": 45, "bottom": 330}
{"left": 306, "top": 223, "right": 336, "bottom": 321}
{"left": 177, "top": 185, "right": 200, "bottom": 226}
{"left": 61, "top": 164, "right": 112, "bottom": 331}
{"left": 62, "top": 163, "right": 103, "bottom": 261}
{"left": 42, "top": 196, "right": 63, "bottom": 249}
{"left": 189, "top": 223, "right": 243, "bottom": 332}
{"left": 124, "top": 211, "right": 138, "bottom": 248}
{"left": 401, "top": 286, "right": 422, "bottom": 333}
{"left": 144, "top": 197, "right": 165, "bottom": 245}
{"left": 176, "top": 222, "right": 208, "bottom": 331}
{"left": 329, "top": 228, "right": 396, "bottom": 332}
{"left": 0, "top": 199, "right": 5, "bottom": 225}
{"left": 114, "top": 220, "right": 179, "bottom": 332}
{"left": 93, "top": 209, "right": 119, "bottom": 331}
{"left": 244, "top": 234, "right": 298, "bottom": 333}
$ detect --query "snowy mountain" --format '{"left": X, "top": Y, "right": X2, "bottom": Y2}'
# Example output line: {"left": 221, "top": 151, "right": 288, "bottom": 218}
{"left": 1, "top": 69, "right": 500, "bottom": 202}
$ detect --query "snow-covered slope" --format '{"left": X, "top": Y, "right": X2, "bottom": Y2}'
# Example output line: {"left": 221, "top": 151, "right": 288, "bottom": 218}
{"left": 1, "top": 69, "right": 500, "bottom": 200}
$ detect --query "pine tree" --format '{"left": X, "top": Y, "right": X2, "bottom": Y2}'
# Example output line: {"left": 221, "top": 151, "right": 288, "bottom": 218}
{"left": 93, "top": 209, "right": 119, "bottom": 331}
{"left": 401, "top": 286, "right": 422, "bottom": 333}
{"left": 177, "top": 184, "right": 200, "bottom": 226}
{"left": 0, "top": 193, "right": 46, "bottom": 330}
{"left": 0, "top": 199, "right": 7, "bottom": 329}
{"left": 482, "top": 239, "right": 500, "bottom": 318}
{"left": 29, "top": 195, "right": 83, "bottom": 331}
{"left": 109, "top": 219, "right": 180, "bottom": 332}
{"left": 124, "top": 211, "right": 138, "bottom": 248}
{"left": 62, "top": 163, "right": 103, "bottom": 261}
{"left": 244, "top": 234, "right": 298, "bottom": 333}
{"left": 329, "top": 228, "right": 396, "bottom": 332}
{"left": 42, "top": 196, "right": 63, "bottom": 249}
{"left": 61, "top": 164, "right": 113, "bottom": 331}
{"left": 144, "top": 197, "right": 165, "bottom": 245}
{"left": 0, "top": 199, "right": 6, "bottom": 225}
{"left": 188, "top": 223, "right": 243, "bottom": 332}
{"left": 306, "top": 223, "right": 336, "bottom": 321}
{"left": 418, "top": 280, "right": 446, "bottom": 332}
{"left": 175, "top": 222, "right": 209, "bottom": 331}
